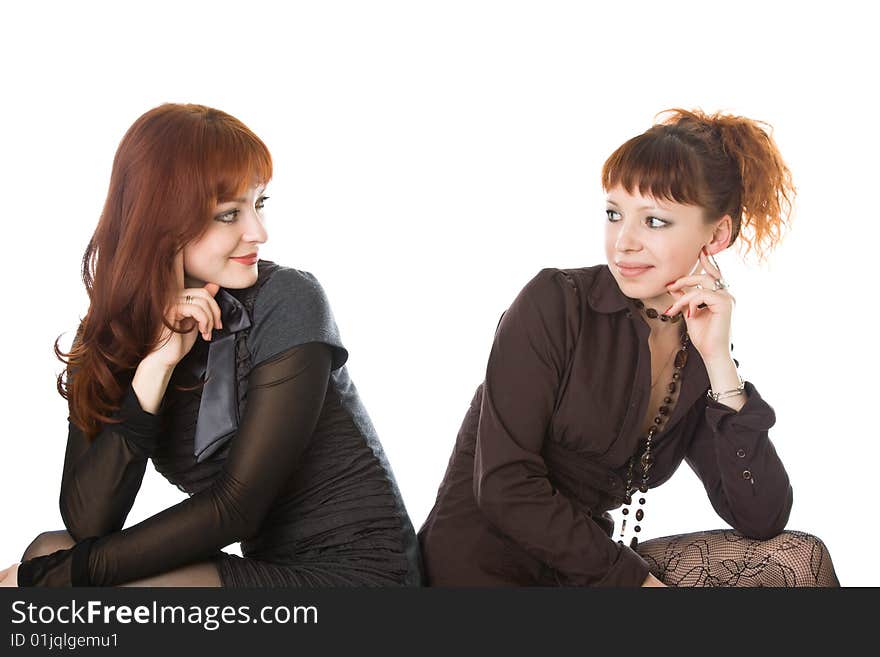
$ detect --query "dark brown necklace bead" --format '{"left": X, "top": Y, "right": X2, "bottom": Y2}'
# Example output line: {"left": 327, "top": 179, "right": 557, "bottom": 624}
{"left": 629, "top": 297, "right": 684, "bottom": 323}
{"left": 617, "top": 325, "right": 689, "bottom": 548}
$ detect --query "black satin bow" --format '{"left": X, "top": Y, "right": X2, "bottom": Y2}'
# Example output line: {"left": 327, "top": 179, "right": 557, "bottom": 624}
{"left": 190, "top": 289, "right": 252, "bottom": 463}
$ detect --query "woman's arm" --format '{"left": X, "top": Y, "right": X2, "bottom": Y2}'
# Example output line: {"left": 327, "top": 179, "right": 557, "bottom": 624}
{"left": 473, "top": 269, "right": 652, "bottom": 587}
{"left": 57, "top": 326, "right": 175, "bottom": 541}
{"left": 20, "top": 342, "right": 332, "bottom": 586}
{"left": 684, "top": 372, "right": 793, "bottom": 540}
{"left": 59, "top": 363, "right": 168, "bottom": 542}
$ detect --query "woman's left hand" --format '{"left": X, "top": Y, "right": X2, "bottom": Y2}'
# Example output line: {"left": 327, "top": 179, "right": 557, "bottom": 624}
{"left": 0, "top": 563, "right": 20, "bottom": 587}
{"left": 665, "top": 246, "right": 735, "bottom": 363}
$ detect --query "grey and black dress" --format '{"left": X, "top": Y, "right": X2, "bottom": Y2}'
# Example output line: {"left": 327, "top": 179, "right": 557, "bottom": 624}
{"left": 18, "top": 259, "right": 424, "bottom": 587}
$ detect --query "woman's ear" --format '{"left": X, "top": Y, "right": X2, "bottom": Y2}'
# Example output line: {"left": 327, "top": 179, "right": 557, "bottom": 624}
{"left": 706, "top": 214, "right": 733, "bottom": 256}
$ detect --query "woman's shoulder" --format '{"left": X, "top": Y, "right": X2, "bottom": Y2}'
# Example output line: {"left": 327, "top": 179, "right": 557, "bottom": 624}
{"left": 252, "top": 260, "right": 333, "bottom": 312}
{"left": 554, "top": 263, "right": 607, "bottom": 291}
{"left": 256, "top": 259, "right": 321, "bottom": 287}
{"left": 246, "top": 260, "right": 347, "bottom": 370}
{"left": 517, "top": 264, "right": 607, "bottom": 309}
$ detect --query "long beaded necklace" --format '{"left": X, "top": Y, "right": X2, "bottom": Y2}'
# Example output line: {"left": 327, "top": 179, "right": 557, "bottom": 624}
{"left": 616, "top": 298, "right": 689, "bottom": 551}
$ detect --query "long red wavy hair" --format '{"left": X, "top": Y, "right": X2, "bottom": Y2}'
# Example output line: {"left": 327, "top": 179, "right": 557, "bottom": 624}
{"left": 56, "top": 103, "right": 272, "bottom": 441}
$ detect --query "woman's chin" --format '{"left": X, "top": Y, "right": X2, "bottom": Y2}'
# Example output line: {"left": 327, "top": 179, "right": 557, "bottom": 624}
{"left": 215, "top": 269, "right": 258, "bottom": 290}
{"left": 615, "top": 275, "right": 668, "bottom": 300}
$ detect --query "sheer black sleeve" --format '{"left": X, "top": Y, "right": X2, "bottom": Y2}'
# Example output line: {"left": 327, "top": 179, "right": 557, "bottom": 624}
{"left": 59, "top": 383, "right": 164, "bottom": 543}
{"left": 18, "top": 342, "right": 332, "bottom": 586}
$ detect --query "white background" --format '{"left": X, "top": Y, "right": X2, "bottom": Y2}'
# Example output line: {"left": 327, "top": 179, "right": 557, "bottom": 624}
{"left": 1, "top": 0, "right": 875, "bottom": 586}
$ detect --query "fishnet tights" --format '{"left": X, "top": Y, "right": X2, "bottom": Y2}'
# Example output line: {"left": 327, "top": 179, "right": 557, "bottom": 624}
{"left": 635, "top": 529, "right": 840, "bottom": 587}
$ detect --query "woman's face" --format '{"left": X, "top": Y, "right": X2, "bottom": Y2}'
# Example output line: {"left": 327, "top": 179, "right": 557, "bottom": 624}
{"left": 183, "top": 182, "right": 269, "bottom": 290}
{"left": 603, "top": 185, "right": 729, "bottom": 310}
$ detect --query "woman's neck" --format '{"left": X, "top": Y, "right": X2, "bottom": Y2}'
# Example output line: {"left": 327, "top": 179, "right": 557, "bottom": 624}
{"left": 646, "top": 314, "right": 685, "bottom": 344}
{"left": 639, "top": 290, "right": 675, "bottom": 315}
{"left": 634, "top": 292, "right": 680, "bottom": 336}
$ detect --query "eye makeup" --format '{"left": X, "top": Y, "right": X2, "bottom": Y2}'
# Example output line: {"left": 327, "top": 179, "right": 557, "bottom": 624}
{"left": 214, "top": 195, "right": 270, "bottom": 223}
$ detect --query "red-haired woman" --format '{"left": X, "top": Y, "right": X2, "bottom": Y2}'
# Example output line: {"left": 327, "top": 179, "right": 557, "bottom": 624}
{"left": 418, "top": 109, "right": 840, "bottom": 587}
{"left": 0, "top": 103, "right": 423, "bottom": 587}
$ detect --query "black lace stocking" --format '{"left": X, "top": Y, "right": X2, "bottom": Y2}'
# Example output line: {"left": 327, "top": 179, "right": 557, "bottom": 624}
{"left": 634, "top": 529, "right": 840, "bottom": 587}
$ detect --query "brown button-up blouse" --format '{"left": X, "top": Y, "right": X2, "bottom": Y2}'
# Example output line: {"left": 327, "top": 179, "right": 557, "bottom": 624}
{"left": 418, "top": 264, "right": 793, "bottom": 587}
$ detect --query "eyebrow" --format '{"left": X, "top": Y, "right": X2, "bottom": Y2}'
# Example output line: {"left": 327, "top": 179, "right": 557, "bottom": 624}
{"left": 606, "top": 199, "right": 669, "bottom": 212}
{"left": 222, "top": 188, "right": 267, "bottom": 204}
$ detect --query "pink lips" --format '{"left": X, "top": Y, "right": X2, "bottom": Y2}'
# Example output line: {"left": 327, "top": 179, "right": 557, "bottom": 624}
{"left": 231, "top": 253, "right": 258, "bottom": 265}
{"left": 618, "top": 264, "right": 652, "bottom": 277}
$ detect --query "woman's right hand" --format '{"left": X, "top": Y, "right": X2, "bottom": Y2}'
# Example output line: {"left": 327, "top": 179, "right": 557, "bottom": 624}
{"left": 145, "top": 251, "right": 224, "bottom": 369}
{"left": 641, "top": 572, "right": 667, "bottom": 587}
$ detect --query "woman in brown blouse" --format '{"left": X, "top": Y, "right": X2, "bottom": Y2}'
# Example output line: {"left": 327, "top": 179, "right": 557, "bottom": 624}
{"left": 418, "top": 108, "right": 841, "bottom": 587}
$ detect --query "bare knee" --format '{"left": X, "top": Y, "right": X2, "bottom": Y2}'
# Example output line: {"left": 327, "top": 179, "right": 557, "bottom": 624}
{"left": 21, "top": 530, "right": 76, "bottom": 563}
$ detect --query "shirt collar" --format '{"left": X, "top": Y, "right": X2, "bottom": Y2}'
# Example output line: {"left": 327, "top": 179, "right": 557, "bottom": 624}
{"left": 587, "top": 264, "right": 633, "bottom": 315}
{"left": 586, "top": 262, "right": 709, "bottom": 379}
{"left": 586, "top": 266, "right": 712, "bottom": 440}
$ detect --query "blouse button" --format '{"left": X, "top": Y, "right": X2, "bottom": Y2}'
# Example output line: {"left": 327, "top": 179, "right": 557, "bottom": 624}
{"left": 742, "top": 469, "right": 752, "bottom": 479}
{"left": 736, "top": 448, "right": 746, "bottom": 458}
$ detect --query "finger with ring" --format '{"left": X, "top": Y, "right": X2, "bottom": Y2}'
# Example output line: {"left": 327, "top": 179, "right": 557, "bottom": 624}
{"left": 667, "top": 274, "right": 726, "bottom": 292}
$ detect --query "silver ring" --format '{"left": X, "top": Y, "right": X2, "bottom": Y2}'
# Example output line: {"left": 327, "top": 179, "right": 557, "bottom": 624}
{"left": 712, "top": 277, "right": 729, "bottom": 291}
{"left": 185, "top": 295, "right": 193, "bottom": 304}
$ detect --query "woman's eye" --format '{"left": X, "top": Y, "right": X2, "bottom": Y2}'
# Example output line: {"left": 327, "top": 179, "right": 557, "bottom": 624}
{"left": 646, "top": 216, "right": 669, "bottom": 228}
{"left": 605, "top": 209, "right": 669, "bottom": 228}
{"left": 215, "top": 196, "right": 270, "bottom": 224}
{"left": 216, "top": 210, "right": 239, "bottom": 224}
